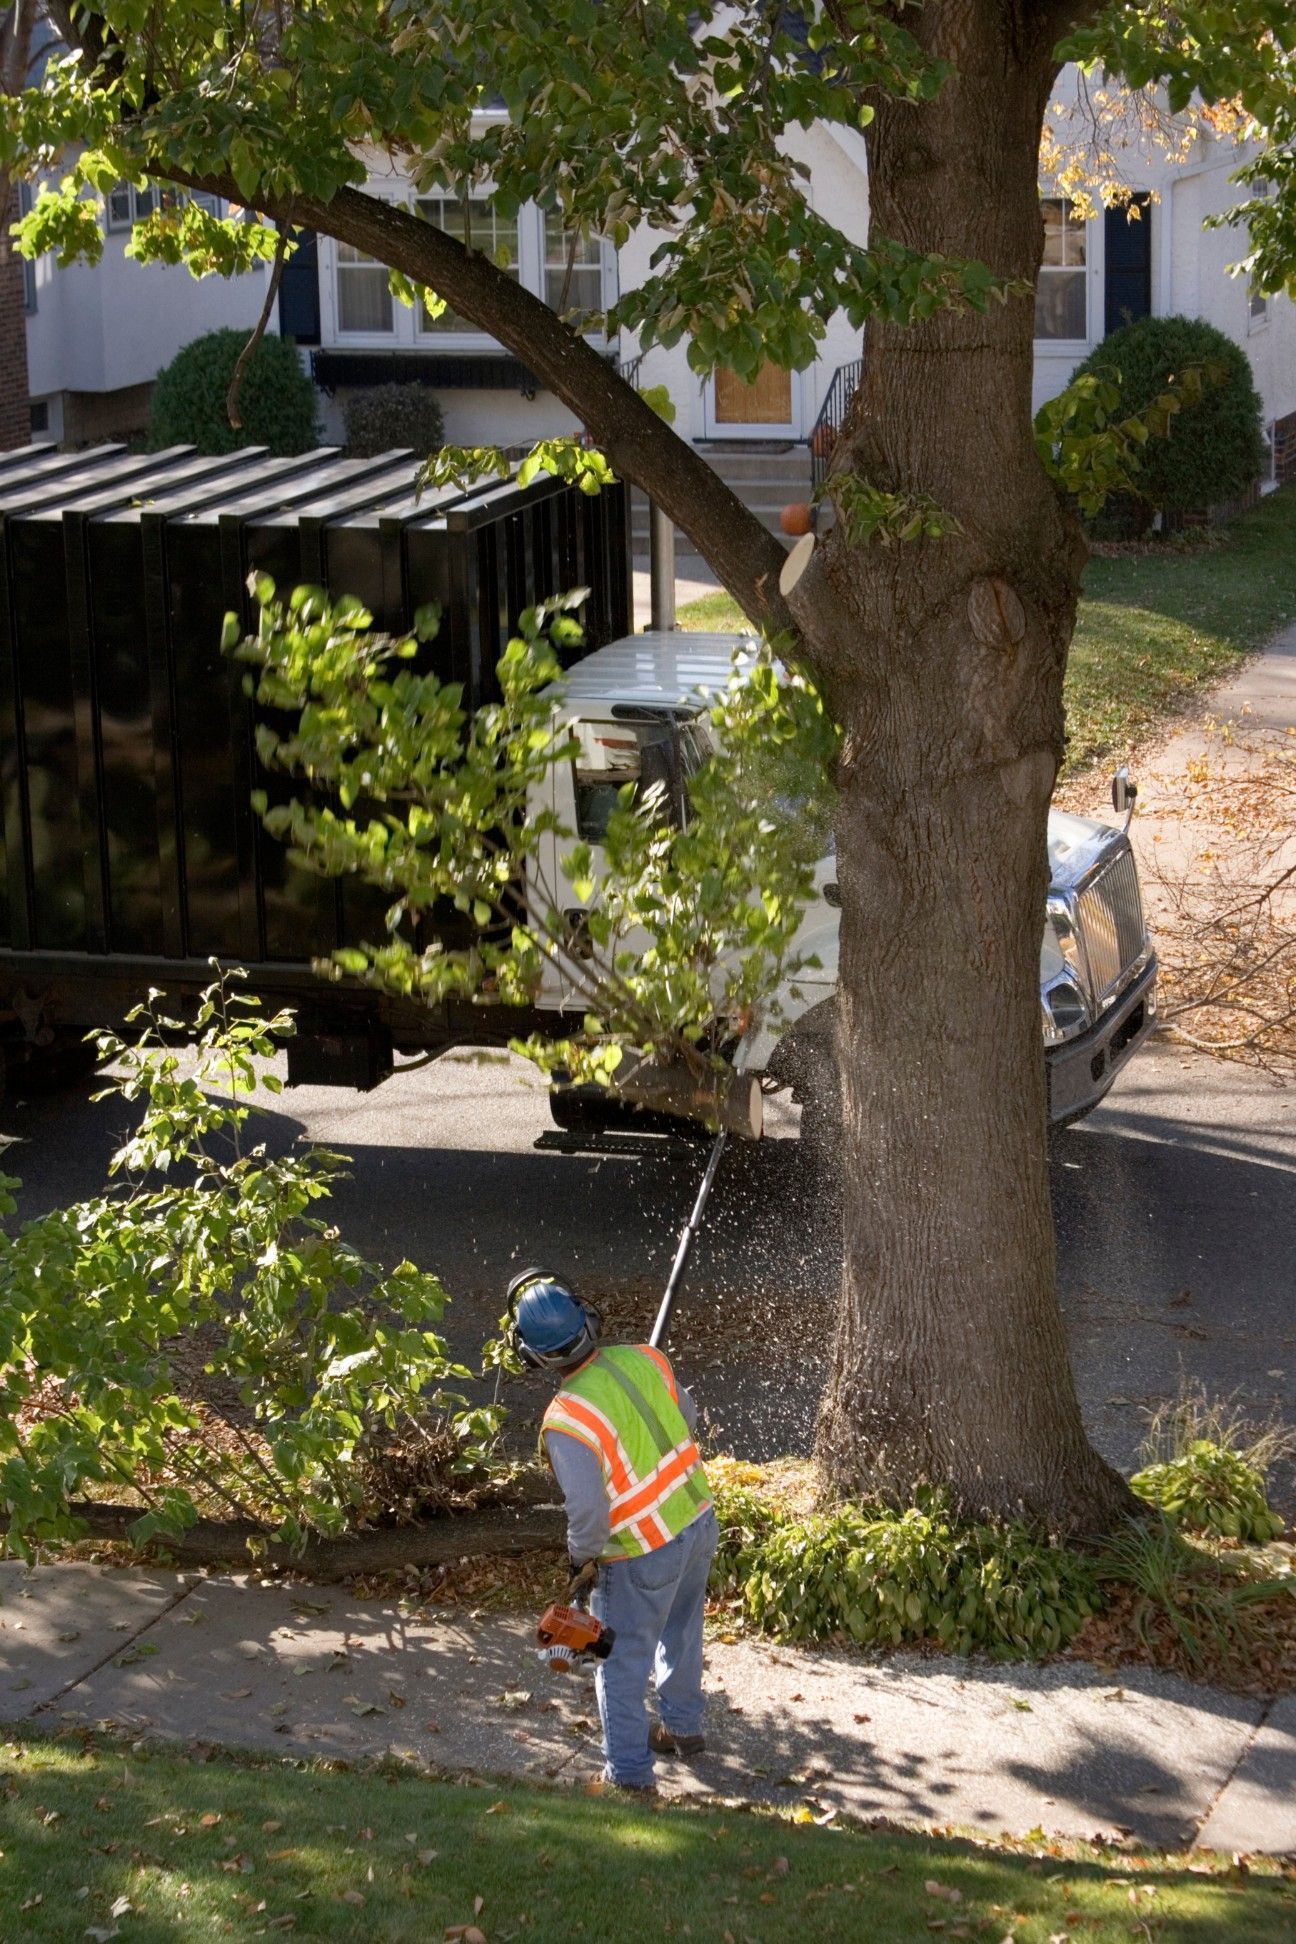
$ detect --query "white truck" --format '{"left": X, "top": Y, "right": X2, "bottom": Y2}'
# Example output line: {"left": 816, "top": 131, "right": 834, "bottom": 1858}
{"left": 532, "top": 630, "right": 1158, "bottom": 1142}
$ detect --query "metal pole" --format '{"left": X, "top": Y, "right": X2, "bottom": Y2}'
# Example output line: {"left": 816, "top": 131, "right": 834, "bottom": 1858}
{"left": 649, "top": 1129, "right": 728, "bottom": 1349}
{"left": 648, "top": 500, "right": 676, "bottom": 632}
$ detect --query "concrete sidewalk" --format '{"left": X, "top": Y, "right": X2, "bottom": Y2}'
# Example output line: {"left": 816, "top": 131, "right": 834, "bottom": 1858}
{"left": 3, "top": 1563, "right": 1292, "bottom": 1854}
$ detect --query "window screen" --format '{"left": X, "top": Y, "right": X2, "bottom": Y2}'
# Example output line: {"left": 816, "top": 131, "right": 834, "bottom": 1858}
{"left": 416, "top": 196, "right": 519, "bottom": 331}
{"left": 1035, "top": 199, "right": 1087, "bottom": 340}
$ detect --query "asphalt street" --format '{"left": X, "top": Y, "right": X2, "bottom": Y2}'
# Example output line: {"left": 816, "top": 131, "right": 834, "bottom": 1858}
{"left": 3, "top": 1037, "right": 1293, "bottom": 1502}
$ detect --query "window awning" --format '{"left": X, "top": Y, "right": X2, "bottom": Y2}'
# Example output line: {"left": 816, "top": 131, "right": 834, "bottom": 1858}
{"left": 311, "top": 349, "right": 540, "bottom": 395}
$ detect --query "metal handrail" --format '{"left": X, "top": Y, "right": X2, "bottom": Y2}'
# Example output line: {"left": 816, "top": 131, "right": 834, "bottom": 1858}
{"left": 616, "top": 349, "right": 645, "bottom": 392}
{"left": 807, "top": 355, "right": 863, "bottom": 496}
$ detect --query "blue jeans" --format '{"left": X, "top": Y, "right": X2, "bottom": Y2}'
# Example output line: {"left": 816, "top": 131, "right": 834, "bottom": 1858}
{"left": 589, "top": 1505, "right": 718, "bottom": 1788}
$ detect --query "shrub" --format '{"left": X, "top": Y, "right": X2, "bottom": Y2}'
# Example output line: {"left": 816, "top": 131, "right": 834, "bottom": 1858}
{"left": 149, "top": 328, "right": 319, "bottom": 455}
{"left": 0, "top": 970, "right": 498, "bottom": 1560}
{"left": 1131, "top": 1387, "right": 1290, "bottom": 1543}
{"left": 1131, "top": 1441, "right": 1285, "bottom": 1543}
{"left": 710, "top": 1478, "right": 1100, "bottom": 1659}
{"left": 344, "top": 382, "right": 445, "bottom": 457}
{"left": 1068, "top": 314, "right": 1266, "bottom": 533}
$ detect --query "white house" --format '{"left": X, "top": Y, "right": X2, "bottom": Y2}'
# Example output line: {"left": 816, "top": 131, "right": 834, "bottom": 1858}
{"left": 22, "top": 67, "right": 1296, "bottom": 503}
{"left": 23, "top": 184, "right": 270, "bottom": 445}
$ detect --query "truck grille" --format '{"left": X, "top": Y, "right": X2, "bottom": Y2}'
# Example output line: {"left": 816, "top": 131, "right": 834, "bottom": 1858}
{"left": 1076, "top": 847, "right": 1146, "bottom": 1002}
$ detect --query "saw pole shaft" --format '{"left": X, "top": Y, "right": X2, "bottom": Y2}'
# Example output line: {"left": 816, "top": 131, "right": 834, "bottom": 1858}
{"left": 649, "top": 1129, "right": 729, "bottom": 1350}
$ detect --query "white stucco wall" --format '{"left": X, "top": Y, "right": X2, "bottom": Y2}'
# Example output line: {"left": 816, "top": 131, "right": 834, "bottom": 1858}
{"left": 25, "top": 214, "right": 272, "bottom": 403}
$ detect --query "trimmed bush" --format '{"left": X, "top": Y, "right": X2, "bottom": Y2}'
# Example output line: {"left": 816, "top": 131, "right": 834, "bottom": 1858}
{"left": 1069, "top": 314, "right": 1266, "bottom": 533}
{"left": 344, "top": 382, "right": 445, "bottom": 457}
{"left": 149, "top": 328, "right": 319, "bottom": 455}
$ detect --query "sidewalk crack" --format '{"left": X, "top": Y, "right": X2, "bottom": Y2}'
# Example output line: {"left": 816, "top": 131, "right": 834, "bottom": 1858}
{"left": 1189, "top": 1695, "right": 1273, "bottom": 1847}
{"left": 36, "top": 1577, "right": 197, "bottom": 1717}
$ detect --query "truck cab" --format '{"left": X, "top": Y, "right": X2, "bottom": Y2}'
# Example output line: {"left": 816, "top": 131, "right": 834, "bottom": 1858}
{"left": 538, "top": 631, "right": 1158, "bottom": 1137}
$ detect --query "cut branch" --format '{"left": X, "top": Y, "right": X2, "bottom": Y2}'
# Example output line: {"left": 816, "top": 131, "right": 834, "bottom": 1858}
{"left": 68, "top": 1498, "right": 566, "bottom": 1577}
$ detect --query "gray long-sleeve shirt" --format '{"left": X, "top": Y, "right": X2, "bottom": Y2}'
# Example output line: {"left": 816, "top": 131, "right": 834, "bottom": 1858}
{"left": 545, "top": 1363, "right": 698, "bottom": 1563}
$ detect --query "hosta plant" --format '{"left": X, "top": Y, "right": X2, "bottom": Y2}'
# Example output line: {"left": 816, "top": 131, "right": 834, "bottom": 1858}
{"left": 711, "top": 1479, "right": 1100, "bottom": 1660}
{"left": 1131, "top": 1441, "right": 1285, "bottom": 1544}
{"left": 0, "top": 970, "right": 499, "bottom": 1561}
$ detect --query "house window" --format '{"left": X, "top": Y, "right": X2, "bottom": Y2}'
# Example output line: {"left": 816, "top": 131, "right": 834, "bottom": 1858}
{"left": 336, "top": 239, "right": 394, "bottom": 334}
{"left": 1248, "top": 281, "right": 1269, "bottom": 329}
{"left": 18, "top": 183, "right": 36, "bottom": 312}
{"left": 1035, "top": 198, "right": 1088, "bottom": 341}
{"left": 106, "top": 183, "right": 219, "bottom": 231}
{"left": 416, "top": 195, "right": 519, "bottom": 332}
{"left": 544, "top": 213, "right": 605, "bottom": 326}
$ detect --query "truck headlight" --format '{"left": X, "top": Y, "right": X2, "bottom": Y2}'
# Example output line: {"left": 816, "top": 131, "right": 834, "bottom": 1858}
{"left": 1042, "top": 976, "right": 1089, "bottom": 1045}
{"left": 1046, "top": 896, "right": 1087, "bottom": 987}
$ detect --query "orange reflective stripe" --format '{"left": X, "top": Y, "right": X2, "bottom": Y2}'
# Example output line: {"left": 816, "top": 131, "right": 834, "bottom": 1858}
{"left": 611, "top": 1442, "right": 702, "bottom": 1525}
{"left": 638, "top": 1345, "right": 678, "bottom": 1401}
{"left": 549, "top": 1393, "right": 633, "bottom": 1495}
{"left": 543, "top": 1422, "right": 603, "bottom": 1465}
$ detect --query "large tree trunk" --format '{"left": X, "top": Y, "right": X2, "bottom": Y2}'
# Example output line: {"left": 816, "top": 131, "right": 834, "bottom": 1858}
{"left": 811, "top": 0, "right": 1135, "bottom": 1532}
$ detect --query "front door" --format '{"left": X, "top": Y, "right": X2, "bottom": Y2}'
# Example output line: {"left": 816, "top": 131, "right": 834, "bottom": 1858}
{"left": 707, "top": 361, "right": 798, "bottom": 438}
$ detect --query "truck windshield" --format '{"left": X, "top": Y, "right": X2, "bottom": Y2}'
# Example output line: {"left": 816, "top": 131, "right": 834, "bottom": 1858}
{"left": 571, "top": 713, "right": 712, "bottom": 842}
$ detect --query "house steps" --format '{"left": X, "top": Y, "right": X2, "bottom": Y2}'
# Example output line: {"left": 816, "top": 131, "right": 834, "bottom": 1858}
{"left": 630, "top": 441, "right": 813, "bottom": 554}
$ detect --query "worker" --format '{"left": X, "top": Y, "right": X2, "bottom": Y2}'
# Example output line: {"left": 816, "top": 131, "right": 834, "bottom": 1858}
{"left": 510, "top": 1267, "right": 718, "bottom": 1794}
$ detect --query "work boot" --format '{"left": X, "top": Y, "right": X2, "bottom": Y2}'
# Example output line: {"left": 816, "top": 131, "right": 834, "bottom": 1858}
{"left": 649, "top": 1723, "right": 706, "bottom": 1759}
{"left": 598, "top": 1766, "right": 658, "bottom": 1797}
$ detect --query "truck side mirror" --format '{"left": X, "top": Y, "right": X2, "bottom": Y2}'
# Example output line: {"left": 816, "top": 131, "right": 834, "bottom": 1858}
{"left": 1111, "top": 766, "right": 1138, "bottom": 829}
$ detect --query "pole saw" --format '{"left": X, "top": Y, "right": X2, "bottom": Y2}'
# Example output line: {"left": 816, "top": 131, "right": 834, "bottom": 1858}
{"left": 534, "top": 1126, "right": 731, "bottom": 1672}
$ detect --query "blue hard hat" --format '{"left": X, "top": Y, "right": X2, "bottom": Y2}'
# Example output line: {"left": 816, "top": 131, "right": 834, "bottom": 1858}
{"left": 508, "top": 1268, "right": 601, "bottom": 1371}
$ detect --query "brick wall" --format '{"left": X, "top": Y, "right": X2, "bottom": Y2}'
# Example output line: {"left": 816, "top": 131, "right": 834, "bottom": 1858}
{"left": 0, "top": 183, "right": 32, "bottom": 451}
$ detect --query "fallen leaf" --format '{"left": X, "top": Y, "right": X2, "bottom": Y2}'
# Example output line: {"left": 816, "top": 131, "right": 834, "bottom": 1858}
{"left": 773, "top": 1856, "right": 789, "bottom": 1875}
{"left": 199, "top": 1812, "right": 222, "bottom": 1827}
{"left": 497, "top": 1691, "right": 532, "bottom": 1711}
{"left": 340, "top": 1889, "right": 366, "bottom": 1906}
{"left": 110, "top": 1898, "right": 133, "bottom": 1920}
{"left": 221, "top": 1689, "right": 254, "bottom": 1702}
{"left": 114, "top": 1643, "right": 159, "bottom": 1668}
{"left": 1011, "top": 1699, "right": 1033, "bottom": 1713}
{"left": 58, "top": 1629, "right": 81, "bottom": 1642}
{"left": 926, "top": 1881, "right": 963, "bottom": 1902}
{"left": 852, "top": 1713, "right": 870, "bottom": 1724}
{"left": 20, "top": 1895, "right": 42, "bottom": 1911}
{"left": 263, "top": 1820, "right": 284, "bottom": 1833}
{"left": 485, "top": 1801, "right": 509, "bottom": 1816}
{"left": 417, "top": 1849, "right": 438, "bottom": 1867}
{"left": 345, "top": 1699, "right": 386, "bottom": 1717}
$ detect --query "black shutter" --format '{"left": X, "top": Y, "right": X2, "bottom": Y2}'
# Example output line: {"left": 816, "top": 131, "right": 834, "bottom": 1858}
{"left": 278, "top": 228, "right": 321, "bottom": 347}
{"left": 1104, "top": 197, "right": 1152, "bottom": 338}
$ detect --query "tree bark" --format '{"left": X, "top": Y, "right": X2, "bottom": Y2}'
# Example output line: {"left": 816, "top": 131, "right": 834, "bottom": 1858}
{"left": 812, "top": 0, "right": 1135, "bottom": 1532}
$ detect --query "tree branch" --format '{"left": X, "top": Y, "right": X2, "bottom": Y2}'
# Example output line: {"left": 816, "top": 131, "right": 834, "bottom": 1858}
{"left": 166, "top": 172, "right": 796, "bottom": 633}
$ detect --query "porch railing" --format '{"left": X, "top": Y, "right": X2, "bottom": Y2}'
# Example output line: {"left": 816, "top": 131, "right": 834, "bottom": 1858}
{"left": 807, "top": 355, "right": 863, "bottom": 497}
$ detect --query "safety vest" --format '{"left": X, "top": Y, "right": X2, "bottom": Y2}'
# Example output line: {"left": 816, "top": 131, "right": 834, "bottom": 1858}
{"left": 541, "top": 1344, "right": 712, "bottom": 1561}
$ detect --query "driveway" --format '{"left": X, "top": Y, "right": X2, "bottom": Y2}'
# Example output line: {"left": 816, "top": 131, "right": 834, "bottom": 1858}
{"left": 4, "top": 1036, "right": 1292, "bottom": 1505}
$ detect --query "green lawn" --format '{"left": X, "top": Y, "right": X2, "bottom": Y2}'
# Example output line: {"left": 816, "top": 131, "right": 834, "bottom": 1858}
{"left": 5, "top": 1731, "right": 1296, "bottom": 1941}
{"left": 677, "top": 484, "right": 1296, "bottom": 777}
